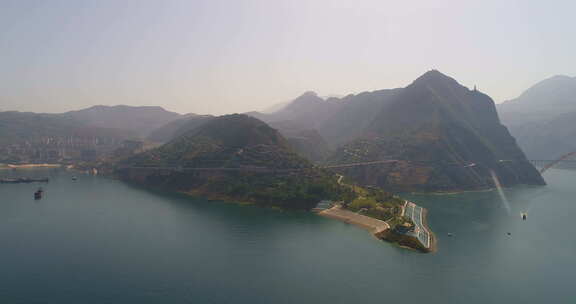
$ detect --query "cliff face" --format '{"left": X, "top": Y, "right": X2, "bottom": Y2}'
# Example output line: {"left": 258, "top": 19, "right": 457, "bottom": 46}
{"left": 329, "top": 70, "right": 545, "bottom": 192}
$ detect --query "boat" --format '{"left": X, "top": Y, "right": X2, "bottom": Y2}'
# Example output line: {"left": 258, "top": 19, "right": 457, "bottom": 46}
{"left": 34, "top": 188, "right": 43, "bottom": 200}
{"left": 72, "top": 176, "right": 77, "bottom": 181}
{"left": 521, "top": 212, "right": 527, "bottom": 220}
{"left": 0, "top": 177, "right": 49, "bottom": 184}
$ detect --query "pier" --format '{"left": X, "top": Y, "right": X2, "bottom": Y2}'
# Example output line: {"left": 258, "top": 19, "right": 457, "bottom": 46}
{"left": 0, "top": 177, "right": 49, "bottom": 184}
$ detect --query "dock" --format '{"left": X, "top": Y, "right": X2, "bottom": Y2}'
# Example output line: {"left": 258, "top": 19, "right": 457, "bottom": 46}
{"left": 0, "top": 177, "right": 50, "bottom": 184}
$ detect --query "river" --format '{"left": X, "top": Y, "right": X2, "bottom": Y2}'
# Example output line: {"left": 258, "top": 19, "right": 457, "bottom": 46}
{"left": 0, "top": 168, "right": 574, "bottom": 303}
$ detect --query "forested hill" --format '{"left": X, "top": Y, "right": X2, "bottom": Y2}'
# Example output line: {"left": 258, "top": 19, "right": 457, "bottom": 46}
{"left": 123, "top": 114, "right": 308, "bottom": 169}
{"left": 117, "top": 114, "right": 346, "bottom": 209}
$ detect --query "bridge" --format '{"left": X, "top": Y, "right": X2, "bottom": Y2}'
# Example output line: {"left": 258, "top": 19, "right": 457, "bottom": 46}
{"left": 119, "top": 154, "right": 576, "bottom": 175}
{"left": 531, "top": 151, "right": 576, "bottom": 174}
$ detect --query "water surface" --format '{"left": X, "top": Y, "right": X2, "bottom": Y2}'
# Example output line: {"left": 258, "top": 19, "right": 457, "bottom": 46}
{"left": 0, "top": 168, "right": 574, "bottom": 303}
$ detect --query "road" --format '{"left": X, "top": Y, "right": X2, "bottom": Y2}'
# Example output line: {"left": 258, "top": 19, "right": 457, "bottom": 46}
{"left": 122, "top": 160, "right": 401, "bottom": 172}
{"left": 121, "top": 157, "right": 576, "bottom": 174}
{"left": 323, "top": 160, "right": 400, "bottom": 169}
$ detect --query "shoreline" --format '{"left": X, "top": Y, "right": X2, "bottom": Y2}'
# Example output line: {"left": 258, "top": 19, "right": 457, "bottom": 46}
{"left": 1, "top": 163, "right": 62, "bottom": 169}
{"left": 421, "top": 208, "right": 437, "bottom": 253}
{"left": 319, "top": 203, "right": 436, "bottom": 253}
{"left": 317, "top": 205, "right": 390, "bottom": 235}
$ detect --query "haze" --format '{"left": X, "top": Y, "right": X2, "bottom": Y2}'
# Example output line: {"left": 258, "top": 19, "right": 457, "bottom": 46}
{"left": 1, "top": 0, "right": 575, "bottom": 115}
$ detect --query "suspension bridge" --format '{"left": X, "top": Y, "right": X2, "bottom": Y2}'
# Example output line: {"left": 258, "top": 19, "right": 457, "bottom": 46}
{"left": 118, "top": 153, "right": 576, "bottom": 174}
{"left": 531, "top": 151, "right": 576, "bottom": 174}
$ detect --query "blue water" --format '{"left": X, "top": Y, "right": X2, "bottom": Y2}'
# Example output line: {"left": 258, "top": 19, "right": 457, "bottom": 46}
{"left": 0, "top": 168, "right": 575, "bottom": 303}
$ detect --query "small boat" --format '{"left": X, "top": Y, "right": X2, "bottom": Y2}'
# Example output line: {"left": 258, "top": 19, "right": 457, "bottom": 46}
{"left": 521, "top": 212, "right": 527, "bottom": 220}
{"left": 72, "top": 176, "right": 77, "bottom": 181}
{"left": 34, "top": 188, "right": 43, "bottom": 200}
{"left": 1, "top": 177, "right": 49, "bottom": 184}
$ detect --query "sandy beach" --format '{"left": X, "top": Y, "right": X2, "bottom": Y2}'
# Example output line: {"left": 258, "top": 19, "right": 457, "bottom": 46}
{"left": 1, "top": 163, "right": 62, "bottom": 169}
{"left": 318, "top": 205, "right": 390, "bottom": 235}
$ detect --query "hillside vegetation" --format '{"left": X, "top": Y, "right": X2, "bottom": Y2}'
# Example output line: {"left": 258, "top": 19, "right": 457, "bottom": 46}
{"left": 118, "top": 114, "right": 352, "bottom": 209}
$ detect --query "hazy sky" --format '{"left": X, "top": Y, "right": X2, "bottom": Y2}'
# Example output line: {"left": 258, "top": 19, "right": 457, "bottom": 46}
{"left": 1, "top": 0, "right": 575, "bottom": 115}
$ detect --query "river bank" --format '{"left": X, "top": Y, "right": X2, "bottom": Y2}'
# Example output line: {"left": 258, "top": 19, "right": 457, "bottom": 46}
{"left": 318, "top": 203, "right": 436, "bottom": 253}
{"left": 0, "top": 163, "right": 62, "bottom": 169}
{"left": 318, "top": 204, "right": 390, "bottom": 235}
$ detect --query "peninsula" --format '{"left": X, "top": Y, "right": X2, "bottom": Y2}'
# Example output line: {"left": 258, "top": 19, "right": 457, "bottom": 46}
{"left": 113, "top": 114, "right": 435, "bottom": 252}
{"left": 317, "top": 177, "right": 435, "bottom": 252}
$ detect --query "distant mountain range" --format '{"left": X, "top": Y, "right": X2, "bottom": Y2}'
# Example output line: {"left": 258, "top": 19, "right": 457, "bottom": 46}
{"left": 498, "top": 75, "right": 576, "bottom": 160}
{"left": 0, "top": 111, "right": 131, "bottom": 145}
{"left": 62, "top": 105, "right": 184, "bottom": 138}
{"left": 1, "top": 70, "right": 549, "bottom": 192}
{"left": 0, "top": 105, "right": 192, "bottom": 144}
{"left": 240, "top": 71, "right": 544, "bottom": 191}
{"left": 246, "top": 89, "right": 401, "bottom": 148}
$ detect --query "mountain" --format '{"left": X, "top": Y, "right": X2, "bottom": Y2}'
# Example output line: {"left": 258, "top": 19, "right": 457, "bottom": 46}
{"left": 328, "top": 70, "right": 545, "bottom": 192}
{"left": 498, "top": 75, "right": 576, "bottom": 126}
{"left": 247, "top": 91, "right": 342, "bottom": 130}
{"left": 497, "top": 75, "right": 576, "bottom": 160}
{"left": 316, "top": 89, "right": 401, "bottom": 147}
{"left": 506, "top": 111, "right": 576, "bottom": 160}
{"left": 269, "top": 121, "right": 331, "bottom": 162}
{"left": 247, "top": 90, "right": 400, "bottom": 148}
{"left": 0, "top": 111, "right": 133, "bottom": 163}
{"left": 146, "top": 114, "right": 214, "bottom": 143}
{"left": 117, "top": 114, "right": 344, "bottom": 209}
{"left": 0, "top": 111, "right": 131, "bottom": 145}
{"left": 63, "top": 105, "right": 183, "bottom": 137}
